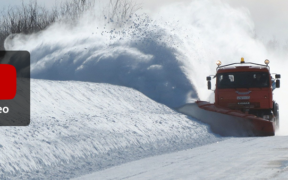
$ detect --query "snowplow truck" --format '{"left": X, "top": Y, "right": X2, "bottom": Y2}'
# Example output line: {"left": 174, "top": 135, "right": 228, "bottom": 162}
{"left": 178, "top": 58, "right": 280, "bottom": 136}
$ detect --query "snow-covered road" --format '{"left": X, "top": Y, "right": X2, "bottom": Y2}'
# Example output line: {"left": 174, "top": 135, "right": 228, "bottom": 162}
{"left": 74, "top": 136, "right": 288, "bottom": 180}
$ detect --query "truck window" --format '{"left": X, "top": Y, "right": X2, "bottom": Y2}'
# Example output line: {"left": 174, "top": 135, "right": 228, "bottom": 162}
{"left": 217, "top": 72, "right": 270, "bottom": 89}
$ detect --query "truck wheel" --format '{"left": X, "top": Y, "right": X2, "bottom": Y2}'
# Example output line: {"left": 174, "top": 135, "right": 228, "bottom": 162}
{"left": 273, "top": 101, "right": 279, "bottom": 130}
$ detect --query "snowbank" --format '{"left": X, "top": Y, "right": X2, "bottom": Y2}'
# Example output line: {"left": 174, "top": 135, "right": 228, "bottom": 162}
{"left": 0, "top": 80, "right": 220, "bottom": 179}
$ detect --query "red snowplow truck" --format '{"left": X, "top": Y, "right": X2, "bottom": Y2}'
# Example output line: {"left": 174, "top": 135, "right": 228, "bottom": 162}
{"left": 178, "top": 58, "right": 280, "bottom": 136}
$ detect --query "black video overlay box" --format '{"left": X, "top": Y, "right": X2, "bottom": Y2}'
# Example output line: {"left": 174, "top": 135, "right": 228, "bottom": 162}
{"left": 0, "top": 51, "right": 30, "bottom": 126}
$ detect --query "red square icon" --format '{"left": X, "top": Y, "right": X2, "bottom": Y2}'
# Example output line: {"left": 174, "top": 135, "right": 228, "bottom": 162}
{"left": 0, "top": 64, "right": 16, "bottom": 100}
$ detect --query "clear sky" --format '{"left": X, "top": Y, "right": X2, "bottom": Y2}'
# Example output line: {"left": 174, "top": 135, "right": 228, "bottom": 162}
{"left": 1, "top": 0, "right": 287, "bottom": 43}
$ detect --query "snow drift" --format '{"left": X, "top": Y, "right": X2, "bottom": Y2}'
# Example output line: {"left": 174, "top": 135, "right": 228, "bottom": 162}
{"left": 0, "top": 80, "right": 220, "bottom": 179}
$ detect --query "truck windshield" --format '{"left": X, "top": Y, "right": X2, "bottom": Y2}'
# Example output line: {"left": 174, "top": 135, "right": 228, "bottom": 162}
{"left": 217, "top": 72, "right": 270, "bottom": 89}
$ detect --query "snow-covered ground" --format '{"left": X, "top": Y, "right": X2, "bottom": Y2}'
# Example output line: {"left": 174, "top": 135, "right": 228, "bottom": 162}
{"left": 74, "top": 136, "right": 288, "bottom": 180}
{"left": 2, "top": 0, "right": 288, "bottom": 179}
{"left": 0, "top": 80, "right": 220, "bottom": 179}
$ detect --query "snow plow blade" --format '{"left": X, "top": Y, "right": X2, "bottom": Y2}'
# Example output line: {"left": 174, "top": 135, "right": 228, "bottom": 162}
{"left": 178, "top": 101, "right": 275, "bottom": 137}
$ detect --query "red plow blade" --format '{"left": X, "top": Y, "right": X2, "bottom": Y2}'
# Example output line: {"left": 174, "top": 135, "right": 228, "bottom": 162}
{"left": 178, "top": 101, "right": 275, "bottom": 136}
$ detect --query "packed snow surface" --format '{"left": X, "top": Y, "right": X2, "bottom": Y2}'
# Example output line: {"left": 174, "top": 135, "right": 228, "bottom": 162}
{"left": 74, "top": 136, "right": 288, "bottom": 180}
{"left": 0, "top": 80, "right": 220, "bottom": 179}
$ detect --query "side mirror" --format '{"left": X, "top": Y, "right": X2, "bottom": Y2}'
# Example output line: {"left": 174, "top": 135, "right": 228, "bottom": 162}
{"left": 208, "top": 81, "right": 211, "bottom": 90}
{"left": 276, "top": 74, "right": 281, "bottom": 79}
{"left": 276, "top": 80, "right": 280, "bottom": 88}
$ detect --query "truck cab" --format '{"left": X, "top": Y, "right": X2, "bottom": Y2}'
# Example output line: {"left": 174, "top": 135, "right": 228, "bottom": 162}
{"left": 207, "top": 58, "right": 280, "bottom": 127}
